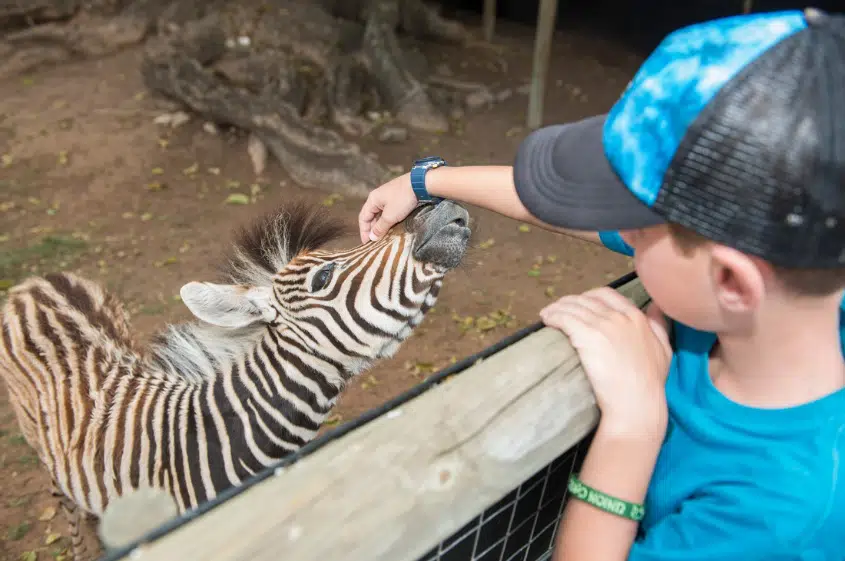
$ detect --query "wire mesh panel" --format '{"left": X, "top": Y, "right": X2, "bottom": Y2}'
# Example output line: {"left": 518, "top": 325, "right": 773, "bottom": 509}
{"left": 415, "top": 431, "right": 595, "bottom": 561}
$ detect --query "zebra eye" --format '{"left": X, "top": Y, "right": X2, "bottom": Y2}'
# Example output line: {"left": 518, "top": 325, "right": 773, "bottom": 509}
{"left": 310, "top": 262, "right": 336, "bottom": 292}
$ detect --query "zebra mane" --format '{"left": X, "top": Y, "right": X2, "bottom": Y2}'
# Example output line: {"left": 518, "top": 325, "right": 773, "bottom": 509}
{"left": 217, "top": 200, "right": 350, "bottom": 287}
{"left": 145, "top": 200, "right": 350, "bottom": 382}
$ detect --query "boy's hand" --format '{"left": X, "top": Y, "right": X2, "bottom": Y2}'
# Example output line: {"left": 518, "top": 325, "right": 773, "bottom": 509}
{"left": 358, "top": 172, "right": 418, "bottom": 244}
{"left": 539, "top": 287, "right": 673, "bottom": 439}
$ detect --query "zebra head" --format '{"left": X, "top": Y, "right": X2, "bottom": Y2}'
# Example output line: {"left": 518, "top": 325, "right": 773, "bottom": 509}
{"left": 177, "top": 200, "right": 471, "bottom": 370}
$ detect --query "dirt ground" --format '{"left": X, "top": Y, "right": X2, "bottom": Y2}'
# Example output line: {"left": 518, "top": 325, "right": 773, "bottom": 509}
{"left": 0, "top": 13, "right": 639, "bottom": 561}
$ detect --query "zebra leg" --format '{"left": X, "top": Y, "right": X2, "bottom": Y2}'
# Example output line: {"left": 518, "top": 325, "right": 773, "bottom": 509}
{"left": 49, "top": 479, "right": 88, "bottom": 561}
{"left": 48, "top": 479, "right": 104, "bottom": 561}
{"left": 59, "top": 495, "right": 89, "bottom": 561}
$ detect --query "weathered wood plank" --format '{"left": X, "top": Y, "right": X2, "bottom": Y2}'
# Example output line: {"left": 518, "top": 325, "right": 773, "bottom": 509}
{"left": 104, "top": 277, "right": 649, "bottom": 561}
{"left": 526, "top": 0, "right": 559, "bottom": 129}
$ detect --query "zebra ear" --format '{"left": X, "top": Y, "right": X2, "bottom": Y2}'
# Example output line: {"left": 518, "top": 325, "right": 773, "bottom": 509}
{"left": 179, "top": 282, "right": 275, "bottom": 328}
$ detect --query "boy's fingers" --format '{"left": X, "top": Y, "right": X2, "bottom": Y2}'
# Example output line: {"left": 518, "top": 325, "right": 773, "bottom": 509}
{"left": 369, "top": 216, "right": 391, "bottom": 240}
{"left": 358, "top": 196, "right": 383, "bottom": 243}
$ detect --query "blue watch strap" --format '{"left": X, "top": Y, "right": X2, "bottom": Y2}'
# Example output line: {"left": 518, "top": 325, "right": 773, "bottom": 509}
{"left": 411, "top": 157, "right": 445, "bottom": 202}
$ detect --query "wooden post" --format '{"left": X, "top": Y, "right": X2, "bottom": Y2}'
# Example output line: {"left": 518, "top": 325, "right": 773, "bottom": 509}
{"left": 102, "top": 277, "right": 650, "bottom": 561}
{"left": 483, "top": 0, "right": 497, "bottom": 42}
{"left": 526, "top": 0, "right": 559, "bottom": 129}
{"left": 98, "top": 486, "right": 179, "bottom": 552}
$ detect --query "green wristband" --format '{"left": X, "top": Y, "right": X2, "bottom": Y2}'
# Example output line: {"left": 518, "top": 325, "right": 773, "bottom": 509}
{"left": 567, "top": 474, "right": 645, "bottom": 522}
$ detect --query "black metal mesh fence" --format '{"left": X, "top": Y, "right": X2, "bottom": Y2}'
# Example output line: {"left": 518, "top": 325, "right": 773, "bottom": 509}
{"left": 416, "top": 431, "right": 595, "bottom": 561}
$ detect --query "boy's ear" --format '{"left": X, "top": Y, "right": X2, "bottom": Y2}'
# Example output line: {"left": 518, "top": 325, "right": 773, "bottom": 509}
{"left": 179, "top": 282, "right": 276, "bottom": 328}
{"left": 709, "top": 245, "right": 766, "bottom": 314}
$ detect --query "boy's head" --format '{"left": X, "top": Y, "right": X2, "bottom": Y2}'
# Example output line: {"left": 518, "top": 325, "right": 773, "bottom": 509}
{"left": 513, "top": 8, "right": 845, "bottom": 329}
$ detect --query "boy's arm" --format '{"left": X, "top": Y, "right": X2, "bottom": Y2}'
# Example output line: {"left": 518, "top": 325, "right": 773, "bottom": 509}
{"left": 359, "top": 164, "right": 608, "bottom": 246}
{"left": 425, "top": 165, "right": 604, "bottom": 246}
{"left": 552, "top": 425, "right": 664, "bottom": 561}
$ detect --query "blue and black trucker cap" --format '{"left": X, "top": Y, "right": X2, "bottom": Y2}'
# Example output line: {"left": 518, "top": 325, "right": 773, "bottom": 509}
{"left": 513, "top": 8, "right": 845, "bottom": 268}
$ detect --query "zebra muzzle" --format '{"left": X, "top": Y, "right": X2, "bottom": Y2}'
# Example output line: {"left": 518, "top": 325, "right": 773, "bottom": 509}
{"left": 410, "top": 200, "right": 471, "bottom": 271}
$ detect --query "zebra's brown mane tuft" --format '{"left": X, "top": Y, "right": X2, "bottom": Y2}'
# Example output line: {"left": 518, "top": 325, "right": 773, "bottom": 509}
{"left": 217, "top": 200, "right": 351, "bottom": 288}
{"left": 144, "top": 201, "right": 352, "bottom": 381}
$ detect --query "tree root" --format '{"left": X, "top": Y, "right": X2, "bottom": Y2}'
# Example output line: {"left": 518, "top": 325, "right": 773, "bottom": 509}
{"left": 2, "top": 0, "right": 503, "bottom": 198}
{"left": 141, "top": 18, "right": 389, "bottom": 197}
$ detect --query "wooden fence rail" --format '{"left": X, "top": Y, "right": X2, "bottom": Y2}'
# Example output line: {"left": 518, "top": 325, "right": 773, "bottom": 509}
{"left": 99, "top": 275, "right": 650, "bottom": 561}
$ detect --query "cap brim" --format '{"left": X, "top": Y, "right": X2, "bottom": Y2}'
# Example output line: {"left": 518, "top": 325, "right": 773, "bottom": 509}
{"left": 513, "top": 114, "right": 664, "bottom": 232}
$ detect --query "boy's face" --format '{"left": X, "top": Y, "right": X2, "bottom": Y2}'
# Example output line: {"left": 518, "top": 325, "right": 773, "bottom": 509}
{"left": 620, "top": 225, "right": 723, "bottom": 331}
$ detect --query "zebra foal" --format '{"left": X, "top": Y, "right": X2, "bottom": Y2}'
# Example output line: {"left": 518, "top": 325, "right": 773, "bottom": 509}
{"left": 0, "top": 199, "right": 472, "bottom": 560}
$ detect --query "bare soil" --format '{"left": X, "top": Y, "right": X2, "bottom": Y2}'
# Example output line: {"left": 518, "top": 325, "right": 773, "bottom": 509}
{"left": 0, "top": 14, "right": 639, "bottom": 561}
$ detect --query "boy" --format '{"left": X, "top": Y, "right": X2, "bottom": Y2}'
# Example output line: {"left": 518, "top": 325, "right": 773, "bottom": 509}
{"left": 358, "top": 8, "right": 845, "bottom": 561}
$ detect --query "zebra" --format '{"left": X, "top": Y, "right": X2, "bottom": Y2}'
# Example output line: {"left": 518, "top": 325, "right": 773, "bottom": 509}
{"left": 0, "top": 199, "right": 471, "bottom": 560}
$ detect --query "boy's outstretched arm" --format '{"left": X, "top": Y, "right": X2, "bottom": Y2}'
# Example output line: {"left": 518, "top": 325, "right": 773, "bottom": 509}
{"left": 358, "top": 165, "right": 603, "bottom": 246}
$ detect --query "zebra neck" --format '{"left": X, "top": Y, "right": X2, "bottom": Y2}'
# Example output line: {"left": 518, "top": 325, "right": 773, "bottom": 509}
{"left": 204, "top": 328, "right": 348, "bottom": 474}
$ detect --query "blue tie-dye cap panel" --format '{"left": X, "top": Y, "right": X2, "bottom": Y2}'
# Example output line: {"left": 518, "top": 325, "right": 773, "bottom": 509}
{"left": 602, "top": 10, "right": 807, "bottom": 208}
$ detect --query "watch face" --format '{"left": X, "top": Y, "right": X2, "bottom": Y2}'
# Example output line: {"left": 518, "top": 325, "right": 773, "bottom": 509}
{"left": 415, "top": 156, "right": 442, "bottom": 168}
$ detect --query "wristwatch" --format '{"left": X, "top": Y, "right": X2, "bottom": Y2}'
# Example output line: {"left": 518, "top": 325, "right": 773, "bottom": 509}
{"left": 410, "top": 156, "right": 446, "bottom": 203}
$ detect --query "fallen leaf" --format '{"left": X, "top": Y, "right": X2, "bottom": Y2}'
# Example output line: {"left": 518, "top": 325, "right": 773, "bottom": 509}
{"left": 151, "top": 167, "right": 164, "bottom": 175}
{"left": 170, "top": 111, "right": 190, "bottom": 127}
{"left": 19, "top": 551, "right": 36, "bottom": 561}
{"left": 247, "top": 133, "right": 268, "bottom": 176}
{"left": 224, "top": 193, "right": 250, "bottom": 205}
{"left": 321, "top": 193, "right": 342, "bottom": 207}
{"left": 45, "top": 532, "right": 61, "bottom": 545}
{"left": 140, "top": 212, "right": 153, "bottom": 222}
{"left": 182, "top": 163, "right": 199, "bottom": 176}
{"left": 250, "top": 183, "right": 262, "bottom": 202}
{"left": 57, "top": 151, "right": 68, "bottom": 165}
{"left": 518, "top": 224, "right": 531, "bottom": 233}
{"left": 475, "top": 316, "right": 498, "bottom": 331}
{"left": 38, "top": 506, "right": 56, "bottom": 521}
{"left": 8, "top": 522, "right": 30, "bottom": 540}
{"left": 153, "top": 257, "right": 178, "bottom": 268}
{"left": 1, "top": 154, "right": 13, "bottom": 167}
{"left": 545, "top": 286, "right": 556, "bottom": 298}
{"left": 478, "top": 238, "right": 495, "bottom": 249}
